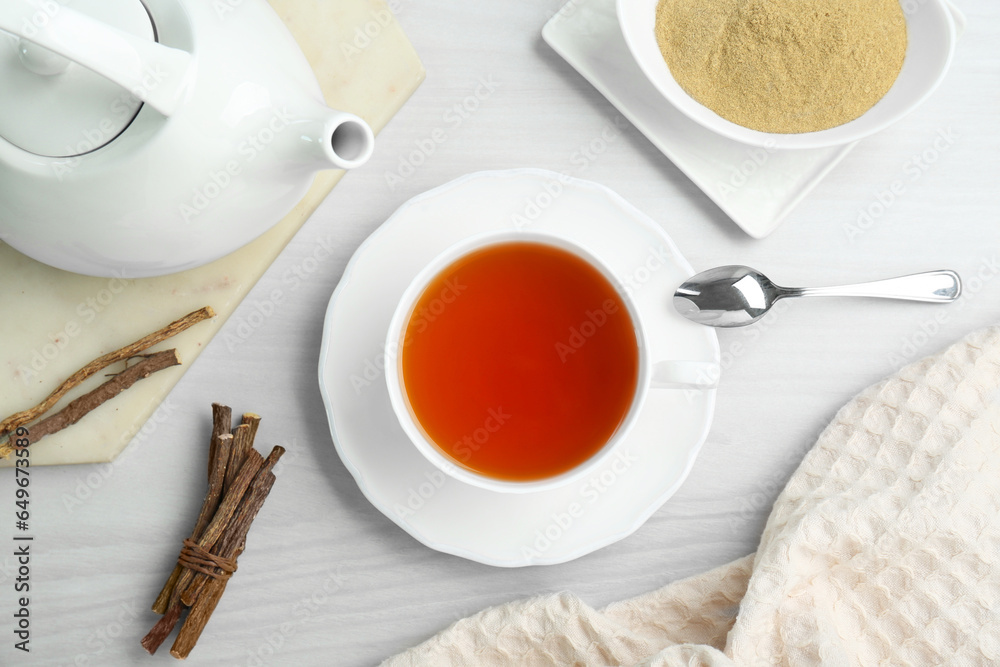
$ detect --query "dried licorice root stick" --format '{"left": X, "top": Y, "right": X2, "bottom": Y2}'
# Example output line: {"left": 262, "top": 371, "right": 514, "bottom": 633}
{"left": 15, "top": 350, "right": 182, "bottom": 449}
{"left": 143, "top": 450, "right": 264, "bottom": 655}
{"left": 150, "top": 433, "right": 233, "bottom": 616}
{"left": 208, "top": 403, "right": 232, "bottom": 480}
{"left": 143, "top": 405, "right": 283, "bottom": 659}
{"left": 223, "top": 424, "right": 253, "bottom": 493}
{"left": 0, "top": 306, "right": 215, "bottom": 453}
{"left": 172, "top": 454, "right": 283, "bottom": 659}
{"left": 145, "top": 408, "right": 239, "bottom": 651}
{"left": 180, "top": 447, "right": 285, "bottom": 606}
{"left": 141, "top": 601, "right": 183, "bottom": 656}
{"left": 154, "top": 410, "right": 256, "bottom": 617}
{"left": 170, "top": 576, "right": 228, "bottom": 661}
{"left": 239, "top": 413, "right": 261, "bottom": 445}
{"left": 152, "top": 404, "right": 232, "bottom": 615}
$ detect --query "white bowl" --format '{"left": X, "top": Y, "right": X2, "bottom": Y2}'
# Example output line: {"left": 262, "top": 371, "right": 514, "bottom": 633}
{"left": 617, "top": 0, "right": 962, "bottom": 149}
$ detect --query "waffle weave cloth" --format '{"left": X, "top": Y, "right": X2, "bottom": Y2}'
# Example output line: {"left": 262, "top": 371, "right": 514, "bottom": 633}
{"left": 383, "top": 326, "right": 1000, "bottom": 666}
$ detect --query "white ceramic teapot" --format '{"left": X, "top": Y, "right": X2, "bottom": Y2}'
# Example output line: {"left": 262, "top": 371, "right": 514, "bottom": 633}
{"left": 0, "top": 0, "right": 376, "bottom": 277}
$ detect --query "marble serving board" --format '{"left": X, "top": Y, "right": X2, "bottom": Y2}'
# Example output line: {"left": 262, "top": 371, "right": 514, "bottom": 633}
{"left": 0, "top": 0, "right": 425, "bottom": 467}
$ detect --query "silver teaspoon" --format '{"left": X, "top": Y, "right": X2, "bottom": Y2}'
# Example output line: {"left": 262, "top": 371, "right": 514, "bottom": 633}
{"left": 673, "top": 266, "right": 961, "bottom": 328}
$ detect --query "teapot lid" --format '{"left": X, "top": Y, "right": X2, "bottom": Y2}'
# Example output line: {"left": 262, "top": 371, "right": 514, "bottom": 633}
{"left": 0, "top": 0, "right": 154, "bottom": 158}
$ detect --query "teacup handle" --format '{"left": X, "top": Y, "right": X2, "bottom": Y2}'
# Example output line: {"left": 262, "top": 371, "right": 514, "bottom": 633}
{"left": 651, "top": 360, "right": 719, "bottom": 390}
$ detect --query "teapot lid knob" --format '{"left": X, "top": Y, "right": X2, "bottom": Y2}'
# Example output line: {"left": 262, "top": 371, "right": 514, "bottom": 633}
{"left": 0, "top": 0, "right": 154, "bottom": 158}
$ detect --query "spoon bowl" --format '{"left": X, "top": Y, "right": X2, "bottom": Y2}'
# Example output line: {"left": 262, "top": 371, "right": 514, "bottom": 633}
{"left": 674, "top": 266, "right": 962, "bottom": 328}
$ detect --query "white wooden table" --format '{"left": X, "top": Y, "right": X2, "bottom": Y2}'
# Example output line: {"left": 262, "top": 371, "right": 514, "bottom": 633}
{"left": 9, "top": 1, "right": 999, "bottom": 665}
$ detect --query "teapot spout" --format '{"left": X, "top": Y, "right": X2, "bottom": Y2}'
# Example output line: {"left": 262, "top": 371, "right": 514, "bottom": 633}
{"left": 328, "top": 112, "right": 376, "bottom": 169}
{"left": 267, "top": 104, "right": 374, "bottom": 174}
{"left": 293, "top": 108, "right": 375, "bottom": 171}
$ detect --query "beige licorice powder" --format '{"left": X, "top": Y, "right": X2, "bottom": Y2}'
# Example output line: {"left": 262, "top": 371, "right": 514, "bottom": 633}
{"left": 655, "top": 0, "right": 908, "bottom": 133}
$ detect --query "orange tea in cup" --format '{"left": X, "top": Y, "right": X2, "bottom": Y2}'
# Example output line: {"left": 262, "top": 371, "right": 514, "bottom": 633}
{"left": 399, "top": 241, "right": 640, "bottom": 482}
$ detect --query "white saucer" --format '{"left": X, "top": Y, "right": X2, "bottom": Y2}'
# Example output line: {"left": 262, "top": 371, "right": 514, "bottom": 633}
{"left": 318, "top": 169, "right": 719, "bottom": 567}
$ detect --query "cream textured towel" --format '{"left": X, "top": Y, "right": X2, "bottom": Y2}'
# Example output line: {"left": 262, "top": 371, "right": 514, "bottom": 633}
{"left": 383, "top": 326, "right": 1000, "bottom": 666}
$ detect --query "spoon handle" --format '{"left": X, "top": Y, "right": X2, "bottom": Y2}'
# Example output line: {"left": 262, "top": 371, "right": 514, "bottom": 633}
{"left": 782, "top": 270, "right": 961, "bottom": 303}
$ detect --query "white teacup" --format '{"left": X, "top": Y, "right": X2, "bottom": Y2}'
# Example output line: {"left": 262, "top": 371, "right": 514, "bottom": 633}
{"left": 385, "top": 231, "right": 718, "bottom": 494}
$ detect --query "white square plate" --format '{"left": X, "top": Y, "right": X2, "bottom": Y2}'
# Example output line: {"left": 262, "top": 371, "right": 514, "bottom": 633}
{"left": 542, "top": 0, "right": 858, "bottom": 238}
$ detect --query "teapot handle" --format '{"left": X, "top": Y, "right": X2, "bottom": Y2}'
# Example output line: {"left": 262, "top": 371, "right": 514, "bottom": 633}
{"left": 0, "top": 0, "right": 193, "bottom": 117}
